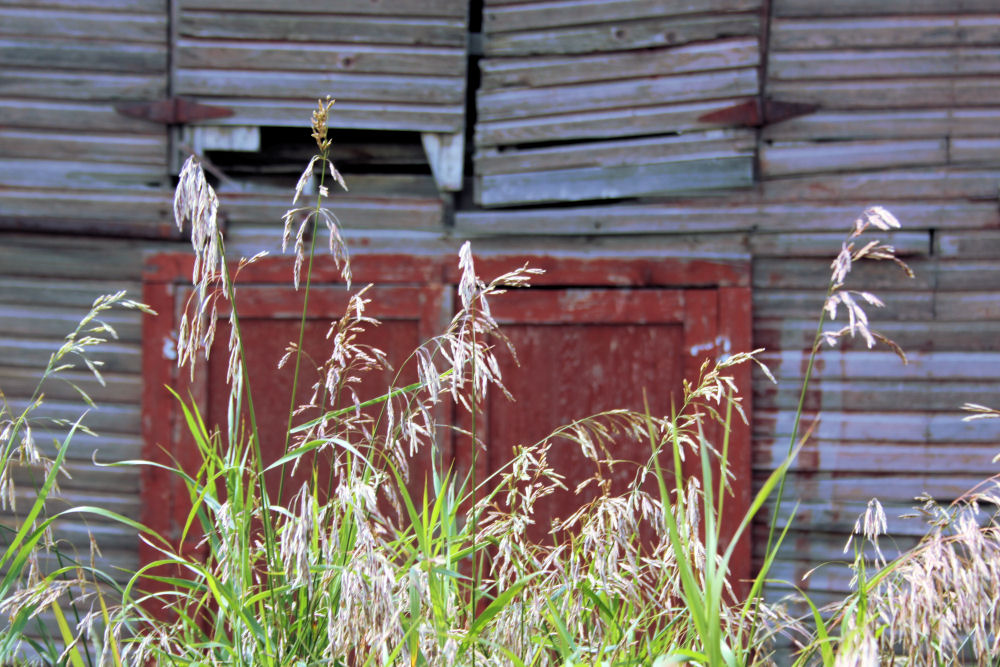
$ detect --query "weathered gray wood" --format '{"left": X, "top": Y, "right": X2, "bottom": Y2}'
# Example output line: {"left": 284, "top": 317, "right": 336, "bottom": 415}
{"left": 950, "top": 137, "right": 1000, "bottom": 165}
{"left": 476, "top": 130, "right": 755, "bottom": 175}
{"left": 771, "top": 16, "right": 1000, "bottom": 50}
{"left": 774, "top": 0, "right": 1000, "bottom": 16}
{"left": 756, "top": 409, "right": 1000, "bottom": 443}
{"left": 935, "top": 292, "right": 1000, "bottom": 321}
{"left": 0, "top": 38, "right": 166, "bottom": 73}
{"left": 484, "top": 0, "right": 762, "bottom": 34}
{"left": 12, "top": 460, "right": 138, "bottom": 492}
{"left": 177, "top": 40, "right": 464, "bottom": 77}
{"left": 0, "top": 367, "right": 141, "bottom": 404}
{"left": 743, "top": 202, "right": 998, "bottom": 231}
{"left": 192, "top": 97, "right": 463, "bottom": 133}
{"left": 4, "top": 397, "right": 140, "bottom": 435}
{"left": 0, "top": 278, "right": 144, "bottom": 308}
{"left": 763, "top": 109, "right": 1000, "bottom": 141}
{"left": 421, "top": 131, "right": 465, "bottom": 192}
{"left": 760, "top": 472, "right": 988, "bottom": 504}
{"left": 761, "top": 139, "right": 948, "bottom": 177}
{"left": 0, "top": 130, "right": 167, "bottom": 166}
{"left": 217, "top": 192, "right": 445, "bottom": 231}
{"left": 749, "top": 231, "right": 930, "bottom": 257}
{"left": 476, "top": 96, "right": 757, "bottom": 146}
{"left": 763, "top": 498, "right": 945, "bottom": 537}
{"left": 8, "top": 486, "right": 140, "bottom": 520}
{"left": 175, "top": 70, "right": 465, "bottom": 105}
{"left": 0, "top": 237, "right": 153, "bottom": 281}
{"left": 936, "top": 261, "right": 1000, "bottom": 291}
{"left": 0, "top": 7, "right": 166, "bottom": 42}
{"left": 182, "top": 0, "right": 467, "bottom": 16}
{"left": 0, "top": 70, "right": 165, "bottom": 101}
{"left": 754, "top": 439, "right": 1000, "bottom": 474}
{"left": 0, "top": 0, "right": 164, "bottom": 10}
{"left": 180, "top": 12, "right": 465, "bottom": 47}
{"left": 756, "top": 379, "right": 1000, "bottom": 412}
{"left": 0, "top": 99, "right": 162, "bottom": 133}
{"left": 937, "top": 231, "right": 1000, "bottom": 259}
{"left": 0, "top": 303, "right": 140, "bottom": 340}
{"left": 757, "top": 168, "right": 1000, "bottom": 201}
{"left": 457, "top": 202, "right": 755, "bottom": 235}
{"left": 456, "top": 201, "right": 999, "bottom": 236}
{"left": 0, "top": 189, "right": 171, "bottom": 225}
{"left": 758, "top": 350, "right": 1000, "bottom": 380}
{"left": 754, "top": 527, "right": 916, "bottom": 564}
{"left": 0, "top": 159, "right": 166, "bottom": 189}
{"left": 476, "top": 156, "right": 754, "bottom": 206}
{"left": 484, "top": 14, "right": 760, "bottom": 55}
{"left": 769, "top": 48, "right": 1000, "bottom": 80}
{"left": 755, "top": 319, "right": 1000, "bottom": 353}
{"left": 480, "top": 38, "right": 759, "bottom": 89}
{"left": 478, "top": 68, "right": 758, "bottom": 121}
{"left": 0, "top": 515, "right": 140, "bottom": 551}
{"left": 768, "top": 77, "right": 1000, "bottom": 109}
{"left": 754, "top": 257, "right": 932, "bottom": 290}
{"left": 0, "top": 303, "right": 141, "bottom": 341}
{"left": 753, "top": 289, "right": 933, "bottom": 320}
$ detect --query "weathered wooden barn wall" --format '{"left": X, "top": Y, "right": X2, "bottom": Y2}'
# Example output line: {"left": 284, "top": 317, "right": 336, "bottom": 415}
{"left": 458, "top": 0, "right": 1000, "bottom": 608}
{"left": 754, "top": 0, "right": 1000, "bottom": 604}
{"left": 1, "top": 0, "right": 1000, "bottom": 643}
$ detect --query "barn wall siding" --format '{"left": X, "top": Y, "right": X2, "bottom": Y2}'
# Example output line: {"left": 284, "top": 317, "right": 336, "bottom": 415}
{"left": 1, "top": 0, "right": 999, "bottom": 634}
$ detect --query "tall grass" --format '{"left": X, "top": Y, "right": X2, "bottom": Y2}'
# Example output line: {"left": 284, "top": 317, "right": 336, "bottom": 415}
{"left": 1, "top": 100, "right": 998, "bottom": 665}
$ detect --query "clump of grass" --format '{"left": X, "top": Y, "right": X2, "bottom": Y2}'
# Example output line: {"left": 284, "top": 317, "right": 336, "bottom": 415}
{"left": 3, "top": 99, "right": 998, "bottom": 667}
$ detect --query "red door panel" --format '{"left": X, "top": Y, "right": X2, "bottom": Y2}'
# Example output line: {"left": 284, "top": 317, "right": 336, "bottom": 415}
{"left": 142, "top": 253, "right": 752, "bottom": 589}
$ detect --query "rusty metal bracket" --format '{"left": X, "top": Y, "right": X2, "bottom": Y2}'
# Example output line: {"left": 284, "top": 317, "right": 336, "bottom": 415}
{"left": 698, "top": 98, "right": 819, "bottom": 127}
{"left": 114, "top": 97, "right": 234, "bottom": 125}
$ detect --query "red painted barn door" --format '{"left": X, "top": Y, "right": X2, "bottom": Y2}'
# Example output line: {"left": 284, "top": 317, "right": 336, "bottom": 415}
{"left": 477, "top": 289, "right": 687, "bottom": 543}
{"left": 448, "top": 256, "right": 753, "bottom": 589}
{"left": 141, "top": 254, "right": 449, "bottom": 566}
{"left": 143, "top": 253, "right": 752, "bottom": 590}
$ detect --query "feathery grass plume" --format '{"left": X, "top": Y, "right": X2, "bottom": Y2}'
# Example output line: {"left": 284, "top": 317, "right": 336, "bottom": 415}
{"left": 821, "top": 206, "right": 914, "bottom": 358}
{"left": 282, "top": 96, "right": 350, "bottom": 289}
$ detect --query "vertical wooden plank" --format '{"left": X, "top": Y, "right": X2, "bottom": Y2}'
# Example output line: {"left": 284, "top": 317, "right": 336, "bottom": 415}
{"left": 718, "top": 285, "right": 753, "bottom": 593}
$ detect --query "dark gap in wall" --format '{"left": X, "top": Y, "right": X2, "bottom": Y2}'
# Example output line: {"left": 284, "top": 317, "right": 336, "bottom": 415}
{"left": 206, "top": 127, "right": 435, "bottom": 198}
{"left": 457, "top": 0, "right": 486, "bottom": 212}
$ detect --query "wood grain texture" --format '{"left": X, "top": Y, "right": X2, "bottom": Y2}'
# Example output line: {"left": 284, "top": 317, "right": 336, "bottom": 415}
{"left": 478, "top": 68, "right": 758, "bottom": 121}
{"left": 484, "top": 13, "right": 760, "bottom": 55}
{"left": 768, "top": 77, "right": 1000, "bottom": 109}
{"left": 180, "top": 11, "right": 465, "bottom": 46}
{"left": 477, "top": 157, "right": 754, "bottom": 206}
{"left": 177, "top": 40, "right": 464, "bottom": 76}
{"left": 0, "top": 7, "right": 166, "bottom": 41}
{"left": 0, "top": 130, "right": 167, "bottom": 165}
{"left": 769, "top": 48, "right": 1000, "bottom": 80}
{"left": 763, "top": 109, "right": 1000, "bottom": 141}
{"left": 484, "top": 0, "right": 762, "bottom": 33}
{"left": 0, "top": 38, "right": 166, "bottom": 73}
{"left": 0, "top": 99, "right": 164, "bottom": 133}
{"left": 476, "top": 96, "right": 757, "bottom": 146}
{"left": 476, "top": 129, "right": 756, "bottom": 175}
{"left": 773, "top": 0, "right": 1000, "bottom": 16}
{"left": 480, "top": 38, "right": 759, "bottom": 88}
{"left": 0, "top": 69, "right": 166, "bottom": 100}
{"left": 182, "top": 0, "right": 467, "bottom": 16}
{"left": 188, "top": 97, "right": 464, "bottom": 133}
{"left": 760, "top": 139, "right": 948, "bottom": 177}
{"left": 771, "top": 15, "right": 1000, "bottom": 50}
{"left": 175, "top": 70, "right": 464, "bottom": 105}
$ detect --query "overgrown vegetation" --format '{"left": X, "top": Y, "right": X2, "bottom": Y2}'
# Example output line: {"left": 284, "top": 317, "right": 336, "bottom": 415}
{"left": 1, "top": 99, "right": 999, "bottom": 665}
